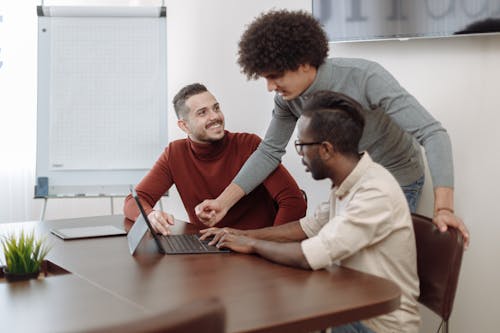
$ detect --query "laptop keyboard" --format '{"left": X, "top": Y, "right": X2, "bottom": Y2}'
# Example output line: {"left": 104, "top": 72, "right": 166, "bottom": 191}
{"left": 162, "top": 234, "right": 208, "bottom": 253}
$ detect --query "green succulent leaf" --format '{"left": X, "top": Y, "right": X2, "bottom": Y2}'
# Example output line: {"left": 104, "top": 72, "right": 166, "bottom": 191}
{"left": 1, "top": 230, "right": 52, "bottom": 274}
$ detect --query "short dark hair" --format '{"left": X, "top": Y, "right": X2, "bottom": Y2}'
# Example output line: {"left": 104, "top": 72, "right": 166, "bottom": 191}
{"left": 237, "top": 10, "right": 329, "bottom": 80}
{"left": 302, "top": 91, "right": 365, "bottom": 155}
{"left": 172, "top": 83, "right": 208, "bottom": 119}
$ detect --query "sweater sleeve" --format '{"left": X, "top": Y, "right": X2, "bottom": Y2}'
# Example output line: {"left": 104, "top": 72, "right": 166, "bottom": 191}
{"left": 233, "top": 97, "right": 298, "bottom": 193}
{"left": 123, "top": 147, "right": 174, "bottom": 221}
{"left": 262, "top": 164, "right": 307, "bottom": 225}
{"left": 363, "top": 61, "right": 453, "bottom": 188}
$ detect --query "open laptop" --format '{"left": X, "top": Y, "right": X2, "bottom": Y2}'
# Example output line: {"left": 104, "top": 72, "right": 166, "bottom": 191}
{"left": 128, "top": 186, "right": 230, "bottom": 255}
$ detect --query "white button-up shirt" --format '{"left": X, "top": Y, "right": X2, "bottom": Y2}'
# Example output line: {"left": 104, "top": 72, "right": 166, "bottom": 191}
{"left": 300, "top": 153, "right": 420, "bottom": 332}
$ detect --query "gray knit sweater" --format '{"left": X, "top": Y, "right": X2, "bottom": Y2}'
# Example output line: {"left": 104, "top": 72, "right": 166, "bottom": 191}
{"left": 234, "top": 57, "right": 453, "bottom": 193}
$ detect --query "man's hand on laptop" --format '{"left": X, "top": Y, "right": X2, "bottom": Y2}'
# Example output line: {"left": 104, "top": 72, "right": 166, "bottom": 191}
{"left": 147, "top": 210, "right": 175, "bottom": 235}
{"left": 199, "top": 227, "right": 242, "bottom": 245}
{"left": 210, "top": 232, "right": 256, "bottom": 254}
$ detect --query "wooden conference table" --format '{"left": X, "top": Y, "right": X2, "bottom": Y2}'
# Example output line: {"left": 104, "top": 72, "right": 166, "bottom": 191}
{"left": 0, "top": 215, "right": 401, "bottom": 332}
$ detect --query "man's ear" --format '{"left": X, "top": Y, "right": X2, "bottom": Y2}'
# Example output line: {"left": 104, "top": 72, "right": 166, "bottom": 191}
{"left": 319, "top": 141, "right": 335, "bottom": 160}
{"left": 299, "top": 63, "right": 313, "bottom": 73}
{"left": 177, "top": 119, "right": 190, "bottom": 134}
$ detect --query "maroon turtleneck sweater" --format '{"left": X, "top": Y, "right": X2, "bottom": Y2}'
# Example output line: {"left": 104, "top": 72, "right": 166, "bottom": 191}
{"left": 124, "top": 131, "right": 306, "bottom": 229}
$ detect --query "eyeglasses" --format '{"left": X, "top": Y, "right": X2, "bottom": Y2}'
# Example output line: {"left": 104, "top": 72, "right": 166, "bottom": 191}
{"left": 294, "top": 140, "right": 322, "bottom": 154}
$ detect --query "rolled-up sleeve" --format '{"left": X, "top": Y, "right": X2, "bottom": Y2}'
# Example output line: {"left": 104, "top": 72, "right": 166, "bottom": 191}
{"left": 300, "top": 185, "right": 393, "bottom": 271}
{"left": 299, "top": 201, "right": 330, "bottom": 236}
{"left": 301, "top": 234, "right": 333, "bottom": 270}
{"left": 299, "top": 201, "right": 332, "bottom": 269}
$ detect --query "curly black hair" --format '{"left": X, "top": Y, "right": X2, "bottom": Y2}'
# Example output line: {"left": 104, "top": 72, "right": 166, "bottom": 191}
{"left": 237, "top": 10, "right": 329, "bottom": 80}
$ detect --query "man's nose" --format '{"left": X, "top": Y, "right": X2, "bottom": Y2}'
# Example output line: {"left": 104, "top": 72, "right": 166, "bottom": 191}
{"left": 208, "top": 108, "right": 219, "bottom": 119}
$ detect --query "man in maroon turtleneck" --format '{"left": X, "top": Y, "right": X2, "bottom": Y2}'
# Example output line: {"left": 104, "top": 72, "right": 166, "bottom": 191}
{"left": 123, "top": 83, "right": 306, "bottom": 234}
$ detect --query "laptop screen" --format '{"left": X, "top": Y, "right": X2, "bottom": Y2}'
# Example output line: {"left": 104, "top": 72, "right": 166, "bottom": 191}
{"left": 128, "top": 186, "right": 230, "bottom": 255}
{"left": 128, "top": 186, "right": 166, "bottom": 254}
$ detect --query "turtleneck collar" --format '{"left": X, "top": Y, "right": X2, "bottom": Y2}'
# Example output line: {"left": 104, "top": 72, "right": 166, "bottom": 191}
{"left": 186, "top": 130, "right": 230, "bottom": 161}
{"left": 301, "top": 61, "right": 333, "bottom": 98}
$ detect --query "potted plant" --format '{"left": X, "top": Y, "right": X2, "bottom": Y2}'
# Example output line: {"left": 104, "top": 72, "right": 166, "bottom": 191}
{"left": 1, "top": 230, "right": 51, "bottom": 282}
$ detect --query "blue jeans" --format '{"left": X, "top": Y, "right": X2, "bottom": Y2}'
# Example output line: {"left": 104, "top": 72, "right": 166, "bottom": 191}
{"left": 400, "top": 175, "right": 425, "bottom": 213}
{"left": 330, "top": 321, "right": 376, "bottom": 333}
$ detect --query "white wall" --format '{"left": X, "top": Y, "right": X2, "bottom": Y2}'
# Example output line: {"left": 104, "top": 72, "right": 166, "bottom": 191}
{"left": 4, "top": 0, "right": 499, "bottom": 331}
{"left": 331, "top": 35, "right": 500, "bottom": 333}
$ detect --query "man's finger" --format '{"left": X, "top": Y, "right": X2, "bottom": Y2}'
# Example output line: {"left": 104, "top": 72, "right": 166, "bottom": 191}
{"left": 199, "top": 228, "right": 216, "bottom": 240}
{"left": 208, "top": 230, "right": 226, "bottom": 246}
{"left": 457, "top": 223, "right": 470, "bottom": 249}
{"left": 196, "top": 210, "right": 212, "bottom": 223}
{"left": 166, "top": 214, "right": 175, "bottom": 225}
{"left": 195, "top": 200, "right": 211, "bottom": 215}
{"left": 194, "top": 203, "right": 204, "bottom": 215}
{"left": 157, "top": 222, "right": 170, "bottom": 236}
{"left": 216, "top": 233, "right": 229, "bottom": 248}
{"left": 433, "top": 217, "right": 448, "bottom": 232}
{"left": 154, "top": 216, "right": 170, "bottom": 235}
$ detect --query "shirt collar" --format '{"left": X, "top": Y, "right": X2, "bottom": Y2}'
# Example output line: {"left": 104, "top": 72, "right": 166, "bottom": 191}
{"left": 334, "top": 152, "right": 372, "bottom": 199}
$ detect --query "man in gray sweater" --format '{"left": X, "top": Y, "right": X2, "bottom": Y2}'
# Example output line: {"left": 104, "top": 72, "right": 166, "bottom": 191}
{"left": 195, "top": 9, "right": 469, "bottom": 246}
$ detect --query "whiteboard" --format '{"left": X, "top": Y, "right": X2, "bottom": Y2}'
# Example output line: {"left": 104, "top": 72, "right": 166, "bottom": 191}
{"left": 36, "top": 6, "right": 167, "bottom": 197}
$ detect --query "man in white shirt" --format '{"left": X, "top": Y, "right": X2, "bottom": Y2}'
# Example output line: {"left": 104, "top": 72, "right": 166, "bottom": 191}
{"left": 200, "top": 90, "right": 420, "bottom": 332}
